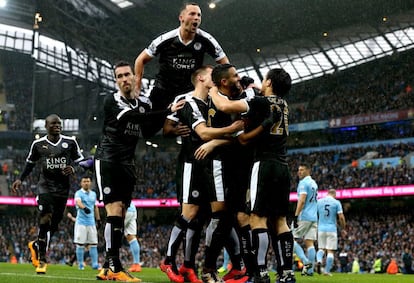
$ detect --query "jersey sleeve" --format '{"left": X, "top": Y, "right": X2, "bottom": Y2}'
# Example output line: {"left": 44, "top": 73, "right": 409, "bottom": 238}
{"left": 198, "top": 29, "right": 227, "bottom": 61}
{"left": 146, "top": 29, "right": 178, "bottom": 57}
{"left": 336, "top": 200, "right": 343, "bottom": 214}
{"left": 71, "top": 138, "right": 85, "bottom": 163}
{"left": 25, "top": 140, "right": 40, "bottom": 163}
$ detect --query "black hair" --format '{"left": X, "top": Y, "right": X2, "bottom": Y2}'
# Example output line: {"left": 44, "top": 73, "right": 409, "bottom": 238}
{"left": 180, "top": 2, "right": 200, "bottom": 13}
{"left": 240, "top": 76, "right": 254, "bottom": 89}
{"left": 211, "top": 63, "right": 235, "bottom": 86}
{"left": 266, "top": 68, "right": 292, "bottom": 97}
{"left": 113, "top": 60, "right": 132, "bottom": 78}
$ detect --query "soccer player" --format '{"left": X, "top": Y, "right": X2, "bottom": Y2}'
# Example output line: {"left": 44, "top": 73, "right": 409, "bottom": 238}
{"left": 209, "top": 67, "right": 296, "bottom": 283}
{"left": 161, "top": 65, "right": 243, "bottom": 283}
{"left": 73, "top": 175, "right": 101, "bottom": 270}
{"left": 11, "top": 114, "right": 84, "bottom": 274}
{"left": 208, "top": 64, "right": 257, "bottom": 283}
{"left": 125, "top": 202, "right": 142, "bottom": 273}
{"left": 94, "top": 61, "right": 184, "bottom": 282}
{"left": 69, "top": 158, "right": 143, "bottom": 273}
{"left": 134, "top": 2, "right": 229, "bottom": 133}
{"left": 315, "top": 189, "right": 346, "bottom": 276}
{"left": 292, "top": 163, "right": 318, "bottom": 276}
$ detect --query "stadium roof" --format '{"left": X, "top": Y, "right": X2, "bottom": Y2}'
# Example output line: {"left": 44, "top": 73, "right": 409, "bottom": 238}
{"left": 1, "top": 0, "right": 414, "bottom": 80}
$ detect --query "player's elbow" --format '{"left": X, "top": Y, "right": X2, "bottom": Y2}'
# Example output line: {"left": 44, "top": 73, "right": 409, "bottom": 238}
{"left": 198, "top": 132, "right": 213, "bottom": 141}
{"left": 237, "top": 135, "right": 249, "bottom": 145}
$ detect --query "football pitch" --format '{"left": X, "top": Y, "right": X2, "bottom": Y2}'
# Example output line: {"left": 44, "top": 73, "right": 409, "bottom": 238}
{"left": 0, "top": 263, "right": 412, "bottom": 283}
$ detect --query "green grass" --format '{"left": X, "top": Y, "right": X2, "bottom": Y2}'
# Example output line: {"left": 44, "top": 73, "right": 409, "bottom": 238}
{"left": 0, "top": 263, "right": 412, "bottom": 283}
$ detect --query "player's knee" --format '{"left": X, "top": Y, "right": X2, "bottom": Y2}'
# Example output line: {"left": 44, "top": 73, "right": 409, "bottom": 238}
{"left": 236, "top": 212, "right": 249, "bottom": 227}
{"left": 213, "top": 210, "right": 232, "bottom": 229}
{"left": 175, "top": 215, "right": 190, "bottom": 230}
{"left": 188, "top": 218, "right": 203, "bottom": 231}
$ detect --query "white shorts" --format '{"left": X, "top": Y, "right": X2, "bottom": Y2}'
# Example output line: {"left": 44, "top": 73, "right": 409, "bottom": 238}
{"left": 317, "top": 231, "right": 338, "bottom": 250}
{"left": 124, "top": 210, "right": 137, "bottom": 236}
{"left": 293, "top": 220, "right": 317, "bottom": 240}
{"left": 74, "top": 223, "right": 98, "bottom": 245}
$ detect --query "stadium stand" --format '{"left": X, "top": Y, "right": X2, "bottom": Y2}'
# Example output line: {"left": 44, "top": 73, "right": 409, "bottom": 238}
{"left": 0, "top": 8, "right": 414, "bottom": 276}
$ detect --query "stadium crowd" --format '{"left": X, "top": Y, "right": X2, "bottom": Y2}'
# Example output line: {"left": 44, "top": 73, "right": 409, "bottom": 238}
{"left": 3, "top": 140, "right": 414, "bottom": 198}
{"left": 288, "top": 49, "right": 414, "bottom": 124}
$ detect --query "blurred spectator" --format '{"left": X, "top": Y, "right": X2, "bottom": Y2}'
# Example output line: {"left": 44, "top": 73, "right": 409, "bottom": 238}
{"left": 402, "top": 247, "right": 413, "bottom": 274}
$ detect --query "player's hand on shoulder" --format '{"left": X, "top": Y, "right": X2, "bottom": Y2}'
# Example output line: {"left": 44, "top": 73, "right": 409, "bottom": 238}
{"left": 175, "top": 122, "right": 191, "bottom": 137}
{"left": 170, "top": 99, "right": 186, "bottom": 112}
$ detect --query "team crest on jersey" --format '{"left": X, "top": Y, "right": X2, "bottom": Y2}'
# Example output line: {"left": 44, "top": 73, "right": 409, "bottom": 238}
{"left": 103, "top": 187, "right": 111, "bottom": 194}
{"left": 192, "top": 190, "right": 200, "bottom": 198}
{"left": 62, "top": 142, "right": 68, "bottom": 148}
{"left": 38, "top": 204, "right": 43, "bottom": 211}
{"left": 139, "top": 106, "right": 146, "bottom": 113}
{"left": 194, "top": 42, "right": 202, "bottom": 51}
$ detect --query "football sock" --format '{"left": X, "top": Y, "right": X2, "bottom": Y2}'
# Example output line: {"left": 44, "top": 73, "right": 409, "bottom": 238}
{"left": 293, "top": 241, "right": 309, "bottom": 264}
{"left": 307, "top": 246, "right": 316, "bottom": 273}
{"left": 326, "top": 253, "right": 334, "bottom": 273}
{"left": 165, "top": 215, "right": 187, "bottom": 268}
{"left": 129, "top": 239, "right": 140, "bottom": 264}
{"left": 204, "top": 211, "right": 232, "bottom": 271}
{"left": 89, "top": 245, "right": 98, "bottom": 268}
{"left": 105, "top": 216, "right": 123, "bottom": 272}
{"left": 316, "top": 249, "right": 324, "bottom": 263}
{"left": 251, "top": 228, "right": 270, "bottom": 276}
{"left": 184, "top": 217, "right": 203, "bottom": 268}
{"left": 225, "top": 227, "right": 243, "bottom": 270}
{"left": 76, "top": 245, "right": 85, "bottom": 266}
{"left": 239, "top": 225, "right": 254, "bottom": 275}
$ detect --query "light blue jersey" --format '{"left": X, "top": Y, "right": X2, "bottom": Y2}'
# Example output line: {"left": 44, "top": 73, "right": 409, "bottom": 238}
{"left": 127, "top": 202, "right": 137, "bottom": 213}
{"left": 297, "top": 175, "right": 318, "bottom": 222}
{"left": 317, "top": 195, "right": 343, "bottom": 232}
{"left": 75, "top": 189, "right": 97, "bottom": 226}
